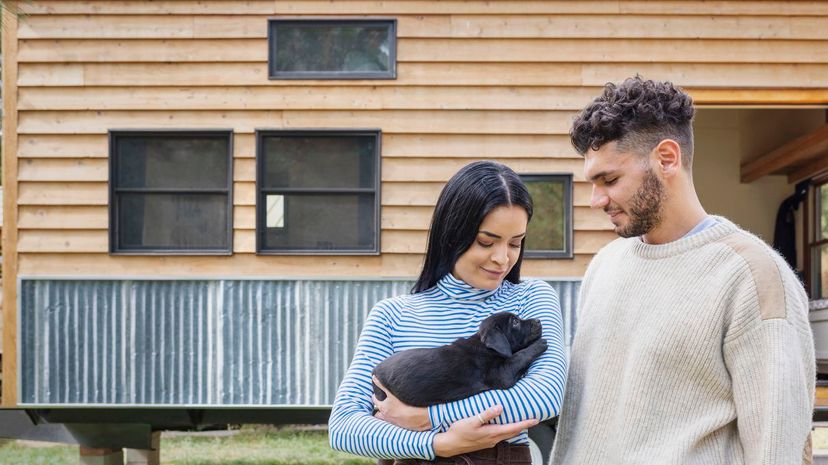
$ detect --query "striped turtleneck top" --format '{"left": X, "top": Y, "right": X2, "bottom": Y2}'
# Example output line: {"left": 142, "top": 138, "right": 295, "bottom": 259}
{"left": 328, "top": 273, "right": 568, "bottom": 460}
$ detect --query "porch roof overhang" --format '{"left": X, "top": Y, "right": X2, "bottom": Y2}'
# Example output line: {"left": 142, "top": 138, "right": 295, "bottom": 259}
{"left": 740, "top": 122, "right": 828, "bottom": 184}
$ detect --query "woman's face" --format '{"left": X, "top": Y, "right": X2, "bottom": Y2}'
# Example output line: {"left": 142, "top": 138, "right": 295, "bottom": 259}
{"left": 452, "top": 205, "right": 529, "bottom": 290}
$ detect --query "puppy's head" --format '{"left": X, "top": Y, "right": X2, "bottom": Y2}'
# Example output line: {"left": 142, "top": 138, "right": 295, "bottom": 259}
{"left": 478, "top": 312, "right": 542, "bottom": 358}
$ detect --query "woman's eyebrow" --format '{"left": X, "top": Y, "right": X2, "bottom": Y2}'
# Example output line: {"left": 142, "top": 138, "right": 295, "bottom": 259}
{"left": 479, "top": 231, "right": 526, "bottom": 239}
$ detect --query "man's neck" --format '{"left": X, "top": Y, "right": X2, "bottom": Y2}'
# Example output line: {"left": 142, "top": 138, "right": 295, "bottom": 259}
{"left": 641, "top": 198, "right": 708, "bottom": 245}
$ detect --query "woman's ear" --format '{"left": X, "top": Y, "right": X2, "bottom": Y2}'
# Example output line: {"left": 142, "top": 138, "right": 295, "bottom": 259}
{"left": 652, "top": 139, "right": 683, "bottom": 178}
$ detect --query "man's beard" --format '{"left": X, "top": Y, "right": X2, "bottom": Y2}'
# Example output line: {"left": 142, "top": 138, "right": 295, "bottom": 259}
{"left": 614, "top": 169, "right": 666, "bottom": 238}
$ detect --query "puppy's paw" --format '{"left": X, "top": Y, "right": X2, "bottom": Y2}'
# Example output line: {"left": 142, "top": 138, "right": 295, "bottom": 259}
{"left": 531, "top": 338, "right": 548, "bottom": 355}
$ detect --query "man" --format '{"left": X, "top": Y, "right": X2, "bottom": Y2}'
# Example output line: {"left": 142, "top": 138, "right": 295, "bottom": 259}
{"left": 550, "top": 77, "right": 815, "bottom": 464}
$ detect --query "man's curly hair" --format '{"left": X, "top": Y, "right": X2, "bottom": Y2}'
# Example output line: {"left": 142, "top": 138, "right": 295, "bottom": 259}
{"left": 570, "top": 77, "right": 695, "bottom": 168}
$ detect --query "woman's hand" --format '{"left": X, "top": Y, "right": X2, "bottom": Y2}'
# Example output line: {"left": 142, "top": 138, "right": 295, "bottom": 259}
{"left": 372, "top": 376, "right": 432, "bottom": 431}
{"left": 432, "top": 405, "right": 539, "bottom": 458}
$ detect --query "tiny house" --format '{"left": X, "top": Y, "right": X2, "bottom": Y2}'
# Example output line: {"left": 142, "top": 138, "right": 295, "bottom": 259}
{"left": 1, "top": 1, "right": 827, "bottom": 463}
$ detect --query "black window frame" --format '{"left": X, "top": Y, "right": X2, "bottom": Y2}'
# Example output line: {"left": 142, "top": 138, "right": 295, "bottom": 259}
{"left": 519, "top": 173, "right": 574, "bottom": 259}
{"left": 807, "top": 175, "right": 828, "bottom": 299}
{"left": 268, "top": 18, "right": 398, "bottom": 80}
{"left": 255, "top": 128, "right": 382, "bottom": 255}
{"left": 108, "top": 129, "right": 234, "bottom": 255}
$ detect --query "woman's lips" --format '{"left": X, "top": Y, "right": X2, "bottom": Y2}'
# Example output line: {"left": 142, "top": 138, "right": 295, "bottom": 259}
{"left": 481, "top": 268, "right": 505, "bottom": 279}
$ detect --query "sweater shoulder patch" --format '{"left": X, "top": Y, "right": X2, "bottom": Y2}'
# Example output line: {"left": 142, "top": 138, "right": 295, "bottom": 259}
{"left": 720, "top": 233, "right": 786, "bottom": 320}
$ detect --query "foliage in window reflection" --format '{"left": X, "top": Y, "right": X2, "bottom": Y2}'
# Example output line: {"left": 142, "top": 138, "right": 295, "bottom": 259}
{"left": 821, "top": 184, "right": 828, "bottom": 240}
{"left": 524, "top": 181, "right": 566, "bottom": 252}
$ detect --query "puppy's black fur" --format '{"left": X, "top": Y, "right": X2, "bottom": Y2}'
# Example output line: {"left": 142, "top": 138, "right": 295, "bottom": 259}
{"left": 372, "top": 312, "right": 547, "bottom": 407}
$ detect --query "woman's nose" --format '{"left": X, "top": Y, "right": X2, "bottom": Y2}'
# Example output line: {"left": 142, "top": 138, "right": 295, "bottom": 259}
{"left": 491, "top": 245, "right": 509, "bottom": 265}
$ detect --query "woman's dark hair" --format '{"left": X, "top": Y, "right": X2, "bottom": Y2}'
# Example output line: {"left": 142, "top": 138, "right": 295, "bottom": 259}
{"left": 570, "top": 76, "right": 695, "bottom": 169}
{"left": 412, "top": 161, "right": 533, "bottom": 293}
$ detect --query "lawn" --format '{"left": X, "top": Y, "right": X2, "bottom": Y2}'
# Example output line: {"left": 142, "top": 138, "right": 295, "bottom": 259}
{"left": 0, "top": 426, "right": 375, "bottom": 465}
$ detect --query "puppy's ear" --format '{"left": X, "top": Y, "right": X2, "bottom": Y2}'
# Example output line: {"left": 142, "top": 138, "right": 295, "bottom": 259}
{"left": 482, "top": 330, "right": 512, "bottom": 357}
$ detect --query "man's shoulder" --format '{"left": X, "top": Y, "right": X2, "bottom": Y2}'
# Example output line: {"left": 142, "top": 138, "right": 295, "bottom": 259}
{"left": 716, "top": 227, "right": 805, "bottom": 321}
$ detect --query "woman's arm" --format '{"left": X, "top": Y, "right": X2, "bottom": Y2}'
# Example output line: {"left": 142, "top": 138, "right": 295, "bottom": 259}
{"left": 328, "top": 298, "right": 439, "bottom": 460}
{"left": 427, "top": 281, "right": 567, "bottom": 429}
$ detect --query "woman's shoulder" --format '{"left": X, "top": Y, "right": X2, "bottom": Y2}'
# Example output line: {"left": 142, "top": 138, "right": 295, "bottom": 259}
{"left": 509, "top": 279, "right": 560, "bottom": 305}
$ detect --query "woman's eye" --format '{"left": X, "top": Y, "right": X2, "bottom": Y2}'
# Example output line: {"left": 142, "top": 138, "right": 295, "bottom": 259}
{"left": 477, "top": 241, "right": 493, "bottom": 248}
{"left": 509, "top": 243, "right": 522, "bottom": 249}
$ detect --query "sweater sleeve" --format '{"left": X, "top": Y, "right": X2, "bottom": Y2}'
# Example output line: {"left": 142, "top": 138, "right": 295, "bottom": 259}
{"left": 427, "top": 280, "right": 568, "bottom": 429}
{"left": 723, "top": 257, "right": 815, "bottom": 465}
{"left": 328, "top": 298, "right": 439, "bottom": 460}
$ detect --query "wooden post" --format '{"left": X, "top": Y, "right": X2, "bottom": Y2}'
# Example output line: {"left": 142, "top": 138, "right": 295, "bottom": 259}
{"left": 125, "top": 431, "right": 161, "bottom": 465}
{"left": 2, "top": 2, "right": 20, "bottom": 407}
{"left": 79, "top": 447, "right": 124, "bottom": 465}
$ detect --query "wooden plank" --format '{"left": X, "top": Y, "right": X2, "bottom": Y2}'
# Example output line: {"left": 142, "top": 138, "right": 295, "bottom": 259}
{"left": 18, "top": 158, "right": 107, "bottom": 182}
{"left": 521, "top": 254, "right": 593, "bottom": 278}
{"left": 401, "top": 38, "right": 828, "bottom": 64}
{"left": 17, "top": 252, "right": 429, "bottom": 277}
{"left": 380, "top": 229, "right": 615, "bottom": 254}
{"left": 382, "top": 134, "right": 578, "bottom": 158}
{"left": 235, "top": 183, "right": 255, "bottom": 206}
{"left": 18, "top": 86, "right": 598, "bottom": 111}
{"left": 234, "top": 206, "right": 256, "bottom": 230}
{"left": 17, "top": 133, "right": 581, "bottom": 160}
{"left": 17, "top": 14, "right": 828, "bottom": 40}
{"left": 18, "top": 110, "right": 574, "bottom": 135}
{"left": 19, "top": 62, "right": 584, "bottom": 87}
{"left": 382, "top": 157, "right": 585, "bottom": 182}
{"left": 18, "top": 39, "right": 266, "bottom": 62}
{"left": 788, "top": 153, "right": 828, "bottom": 184}
{"left": 574, "top": 207, "right": 614, "bottom": 231}
{"left": 382, "top": 181, "right": 593, "bottom": 207}
{"left": 689, "top": 89, "right": 828, "bottom": 105}
{"left": 741, "top": 123, "right": 828, "bottom": 183}
{"left": 234, "top": 159, "right": 255, "bottom": 183}
{"left": 18, "top": 206, "right": 108, "bottom": 229}
{"left": 19, "top": 134, "right": 108, "bottom": 158}
{"left": 19, "top": 230, "right": 109, "bottom": 253}
{"left": 22, "top": 1, "right": 828, "bottom": 16}
{"left": 583, "top": 63, "right": 828, "bottom": 89}
{"left": 18, "top": 182, "right": 108, "bottom": 205}
{"left": 19, "top": 38, "right": 828, "bottom": 64}
{"left": 2, "top": 7, "right": 19, "bottom": 406}
{"left": 18, "top": 110, "right": 285, "bottom": 134}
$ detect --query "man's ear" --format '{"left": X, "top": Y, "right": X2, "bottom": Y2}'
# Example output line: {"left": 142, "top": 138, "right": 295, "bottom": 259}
{"left": 481, "top": 330, "right": 513, "bottom": 358}
{"left": 652, "top": 139, "right": 682, "bottom": 178}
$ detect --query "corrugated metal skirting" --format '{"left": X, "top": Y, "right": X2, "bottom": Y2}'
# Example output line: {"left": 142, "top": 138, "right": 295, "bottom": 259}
{"left": 19, "top": 279, "right": 579, "bottom": 406}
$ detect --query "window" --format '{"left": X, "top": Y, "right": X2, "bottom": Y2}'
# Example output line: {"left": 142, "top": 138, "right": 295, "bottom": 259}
{"left": 256, "top": 130, "right": 380, "bottom": 254}
{"left": 268, "top": 19, "right": 397, "bottom": 79}
{"left": 109, "top": 130, "right": 233, "bottom": 254}
{"left": 809, "top": 179, "right": 828, "bottom": 299}
{"left": 520, "top": 174, "right": 573, "bottom": 259}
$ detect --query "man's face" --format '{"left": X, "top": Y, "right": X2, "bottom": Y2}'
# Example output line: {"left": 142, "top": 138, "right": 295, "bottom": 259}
{"left": 583, "top": 142, "right": 666, "bottom": 238}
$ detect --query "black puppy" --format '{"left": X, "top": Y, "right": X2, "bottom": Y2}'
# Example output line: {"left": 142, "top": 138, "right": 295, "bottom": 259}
{"left": 372, "top": 312, "right": 547, "bottom": 407}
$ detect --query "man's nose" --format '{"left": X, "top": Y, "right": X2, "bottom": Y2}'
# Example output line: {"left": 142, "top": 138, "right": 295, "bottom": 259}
{"left": 591, "top": 186, "right": 610, "bottom": 210}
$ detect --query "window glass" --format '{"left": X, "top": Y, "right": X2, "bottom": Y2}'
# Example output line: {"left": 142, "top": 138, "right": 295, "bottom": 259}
{"left": 818, "top": 243, "right": 828, "bottom": 300}
{"left": 269, "top": 20, "right": 395, "bottom": 78}
{"left": 262, "top": 136, "right": 375, "bottom": 189}
{"left": 119, "top": 194, "right": 229, "bottom": 249}
{"left": 520, "top": 175, "right": 572, "bottom": 258}
{"left": 116, "top": 136, "right": 228, "bottom": 189}
{"left": 262, "top": 194, "right": 375, "bottom": 251}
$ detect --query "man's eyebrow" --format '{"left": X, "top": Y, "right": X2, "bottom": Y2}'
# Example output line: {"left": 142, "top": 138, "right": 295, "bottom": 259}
{"left": 588, "top": 170, "right": 615, "bottom": 182}
{"left": 479, "top": 231, "right": 527, "bottom": 239}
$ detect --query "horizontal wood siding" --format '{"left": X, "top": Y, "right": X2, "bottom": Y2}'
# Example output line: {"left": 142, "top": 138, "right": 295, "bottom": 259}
{"left": 10, "top": 0, "right": 828, "bottom": 280}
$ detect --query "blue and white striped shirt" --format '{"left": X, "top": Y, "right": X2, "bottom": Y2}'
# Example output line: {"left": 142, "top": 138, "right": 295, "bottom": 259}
{"left": 329, "top": 273, "right": 568, "bottom": 460}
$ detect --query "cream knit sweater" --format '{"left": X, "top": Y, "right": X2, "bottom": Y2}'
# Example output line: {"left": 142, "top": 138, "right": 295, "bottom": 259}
{"left": 550, "top": 217, "right": 815, "bottom": 465}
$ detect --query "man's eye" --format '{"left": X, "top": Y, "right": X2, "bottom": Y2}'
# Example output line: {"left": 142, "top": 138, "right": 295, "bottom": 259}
{"left": 605, "top": 178, "right": 618, "bottom": 186}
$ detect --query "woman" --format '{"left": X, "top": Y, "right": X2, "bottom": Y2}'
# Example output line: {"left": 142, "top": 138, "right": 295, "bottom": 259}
{"left": 329, "top": 161, "right": 567, "bottom": 464}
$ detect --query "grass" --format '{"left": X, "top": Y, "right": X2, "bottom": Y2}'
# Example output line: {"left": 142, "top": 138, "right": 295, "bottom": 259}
{"left": 0, "top": 426, "right": 376, "bottom": 465}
